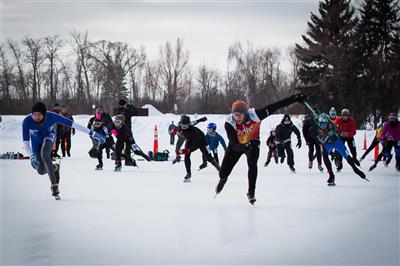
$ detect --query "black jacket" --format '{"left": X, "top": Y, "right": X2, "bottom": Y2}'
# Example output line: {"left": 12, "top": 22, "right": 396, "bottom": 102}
{"left": 115, "top": 105, "right": 137, "bottom": 129}
{"left": 302, "top": 116, "right": 319, "bottom": 143}
{"left": 115, "top": 124, "right": 136, "bottom": 145}
{"left": 276, "top": 123, "right": 300, "bottom": 144}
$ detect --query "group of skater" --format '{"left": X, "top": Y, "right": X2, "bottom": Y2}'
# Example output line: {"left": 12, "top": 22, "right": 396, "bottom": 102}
{"left": 22, "top": 94, "right": 399, "bottom": 204}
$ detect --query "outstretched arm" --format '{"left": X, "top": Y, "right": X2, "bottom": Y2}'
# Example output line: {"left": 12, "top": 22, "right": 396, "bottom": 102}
{"left": 255, "top": 93, "right": 307, "bottom": 120}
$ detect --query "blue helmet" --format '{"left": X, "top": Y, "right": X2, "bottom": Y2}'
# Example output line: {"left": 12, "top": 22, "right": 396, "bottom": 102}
{"left": 207, "top": 122, "right": 217, "bottom": 131}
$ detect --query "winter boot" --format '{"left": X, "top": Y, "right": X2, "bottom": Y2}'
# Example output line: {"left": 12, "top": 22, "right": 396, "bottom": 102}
{"left": 289, "top": 165, "right": 296, "bottom": 172}
{"left": 264, "top": 159, "right": 270, "bottom": 167}
{"left": 280, "top": 156, "right": 285, "bottom": 164}
{"left": 308, "top": 161, "right": 313, "bottom": 169}
{"left": 51, "top": 184, "right": 60, "bottom": 199}
{"left": 327, "top": 171, "right": 335, "bottom": 186}
{"left": 183, "top": 173, "right": 191, "bottom": 182}
{"left": 369, "top": 163, "right": 377, "bottom": 171}
{"left": 247, "top": 192, "right": 256, "bottom": 205}
{"left": 95, "top": 164, "right": 103, "bottom": 170}
{"left": 198, "top": 162, "right": 208, "bottom": 170}
{"left": 336, "top": 161, "right": 343, "bottom": 172}
{"left": 172, "top": 155, "right": 181, "bottom": 164}
{"left": 215, "top": 178, "right": 228, "bottom": 194}
{"left": 318, "top": 163, "right": 324, "bottom": 172}
{"left": 125, "top": 158, "right": 137, "bottom": 167}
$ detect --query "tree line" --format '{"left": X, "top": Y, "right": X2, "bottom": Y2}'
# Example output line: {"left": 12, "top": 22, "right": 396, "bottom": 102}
{"left": 1, "top": 0, "right": 399, "bottom": 128}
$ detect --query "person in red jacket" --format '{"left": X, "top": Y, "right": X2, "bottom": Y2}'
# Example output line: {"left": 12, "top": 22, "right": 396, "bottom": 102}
{"left": 333, "top": 108, "right": 359, "bottom": 170}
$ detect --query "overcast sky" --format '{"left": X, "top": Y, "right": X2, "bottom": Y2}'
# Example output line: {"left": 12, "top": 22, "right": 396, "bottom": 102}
{"left": 2, "top": 0, "right": 319, "bottom": 72}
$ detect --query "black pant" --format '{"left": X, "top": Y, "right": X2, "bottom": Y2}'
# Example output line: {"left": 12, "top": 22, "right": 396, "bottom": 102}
{"left": 170, "top": 134, "right": 175, "bottom": 145}
{"left": 361, "top": 138, "right": 379, "bottom": 160}
{"left": 60, "top": 131, "right": 72, "bottom": 156}
{"left": 115, "top": 140, "right": 126, "bottom": 165}
{"left": 337, "top": 137, "right": 357, "bottom": 163}
{"left": 277, "top": 142, "right": 294, "bottom": 166}
{"left": 124, "top": 140, "right": 132, "bottom": 161}
{"left": 322, "top": 148, "right": 333, "bottom": 174}
{"left": 219, "top": 145, "right": 259, "bottom": 195}
{"left": 307, "top": 140, "right": 322, "bottom": 164}
{"left": 185, "top": 144, "right": 215, "bottom": 175}
{"left": 53, "top": 133, "right": 63, "bottom": 156}
{"left": 202, "top": 150, "right": 220, "bottom": 165}
{"left": 266, "top": 147, "right": 278, "bottom": 164}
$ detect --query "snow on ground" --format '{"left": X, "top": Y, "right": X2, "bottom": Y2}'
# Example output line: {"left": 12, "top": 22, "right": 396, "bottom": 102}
{"left": 1, "top": 114, "right": 399, "bottom": 265}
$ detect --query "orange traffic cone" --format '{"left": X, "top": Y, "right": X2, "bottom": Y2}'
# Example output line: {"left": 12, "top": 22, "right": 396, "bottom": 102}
{"left": 363, "top": 132, "right": 367, "bottom": 150}
{"left": 153, "top": 125, "right": 159, "bottom": 154}
{"left": 374, "top": 143, "right": 379, "bottom": 161}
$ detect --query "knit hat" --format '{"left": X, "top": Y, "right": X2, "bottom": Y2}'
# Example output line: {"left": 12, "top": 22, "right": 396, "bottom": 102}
{"left": 119, "top": 99, "right": 127, "bottom": 106}
{"left": 231, "top": 100, "right": 249, "bottom": 113}
{"left": 341, "top": 108, "right": 350, "bottom": 116}
{"left": 329, "top": 107, "right": 337, "bottom": 118}
{"left": 32, "top": 102, "right": 47, "bottom": 117}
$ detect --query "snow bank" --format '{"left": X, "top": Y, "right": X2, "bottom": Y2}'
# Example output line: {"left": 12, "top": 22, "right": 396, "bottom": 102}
{"left": 141, "top": 104, "right": 163, "bottom": 116}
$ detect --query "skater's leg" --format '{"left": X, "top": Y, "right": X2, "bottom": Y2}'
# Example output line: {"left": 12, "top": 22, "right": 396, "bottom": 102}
{"left": 361, "top": 138, "right": 379, "bottom": 160}
{"left": 184, "top": 152, "right": 192, "bottom": 176}
{"left": 315, "top": 142, "right": 322, "bottom": 165}
{"left": 41, "top": 138, "right": 58, "bottom": 185}
{"left": 66, "top": 132, "right": 72, "bottom": 156}
{"left": 245, "top": 146, "right": 260, "bottom": 197}
{"left": 60, "top": 134, "right": 66, "bottom": 157}
{"left": 285, "top": 142, "right": 295, "bottom": 168}
{"left": 308, "top": 142, "right": 315, "bottom": 162}
{"left": 199, "top": 145, "right": 219, "bottom": 170}
{"left": 216, "top": 147, "right": 242, "bottom": 193}
{"left": 213, "top": 151, "right": 220, "bottom": 166}
{"left": 115, "top": 140, "right": 124, "bottom": 167}
{"left": 346, "top": 137, "right": 358, "bottom": 160}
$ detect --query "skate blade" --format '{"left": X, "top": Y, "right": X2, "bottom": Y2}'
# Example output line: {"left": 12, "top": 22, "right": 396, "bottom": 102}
{"left": 327, "top": 183, "right": 336, "bottom": 186}
{"left": 54, "top": 195, "right": 61, "bottom": 200}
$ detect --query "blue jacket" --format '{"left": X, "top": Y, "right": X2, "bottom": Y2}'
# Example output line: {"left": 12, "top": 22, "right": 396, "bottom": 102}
{"left": 22, "top": 111, "right": 89, "bottom": 155}
{"left": 205, "top": 132, "right": 227, "bottom": 150}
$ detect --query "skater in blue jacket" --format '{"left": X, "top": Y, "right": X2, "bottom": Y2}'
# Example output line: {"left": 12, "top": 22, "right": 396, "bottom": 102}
{"left": 198, "top": 122, "right": 227, "bottom": 170}
{"left": 22, "top": 102, "right": 105, "bottom": 199}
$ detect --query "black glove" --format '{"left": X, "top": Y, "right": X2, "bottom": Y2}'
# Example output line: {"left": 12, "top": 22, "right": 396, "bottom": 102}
{"left": 198, "top": 116, "right": 207, "bottom": 122}
{"left": 296, "top": 140, "right": 302, "bottom": 149}
{"left": 292, "top": 93, "right": 307, "bottom": 103}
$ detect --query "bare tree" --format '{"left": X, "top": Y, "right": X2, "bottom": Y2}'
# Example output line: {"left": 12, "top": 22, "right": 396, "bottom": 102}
{"left": 89, "top": 40, "right": 146, "bottom": 108}
{"left": 43, "top": 35, "right": 64, "bottom": 102}
{"left": 196, "top": 64, "right": 220, "bottom": 107}
{"left": 156, "top": 38, "right": 189, "bottom": 111}
{"left": 71, "top": 31, "right": 92, "bottom": 106}
{"left": 8, "top": 40, "right": 28, "bottom": 100}
{"left": 23, "top": 36, "right": 44, "bottom": 102}
{"left": 0, "top": 45, "right": 14, "bottom": 101}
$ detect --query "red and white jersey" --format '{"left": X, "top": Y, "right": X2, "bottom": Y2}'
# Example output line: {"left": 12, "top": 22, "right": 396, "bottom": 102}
{"left": 226, "top": 108, "right": 261, "bottom": 144}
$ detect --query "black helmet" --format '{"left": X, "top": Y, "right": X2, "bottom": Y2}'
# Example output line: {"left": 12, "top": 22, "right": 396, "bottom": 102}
{"left": 180, "top": 115, "right": 190, "bottom": 129}
{"left": 282, "top": 114, "right": 292, "bottom": 125}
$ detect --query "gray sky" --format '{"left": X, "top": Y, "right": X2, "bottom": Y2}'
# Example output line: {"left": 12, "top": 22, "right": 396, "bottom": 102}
{"left": 2, "top": 0, "right": 319, "bottom": 72}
